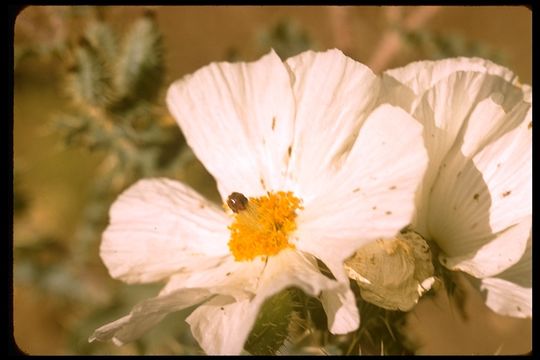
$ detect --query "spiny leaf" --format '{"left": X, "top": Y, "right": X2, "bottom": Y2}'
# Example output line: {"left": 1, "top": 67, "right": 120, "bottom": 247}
{"left": 66, "top": 37, "right": 113, "bottom": 109}
{"left": 85, "top": 19, "right": 118, "bottom": 63}
{"left": 341, "top": 286, "right": 415, "bottom": 355}
{"left": 244, "top": 289, "right": 296, "bottom": 355}
{"left": 53, "top": 113, "right": 115, "bottom": 150}
{"left": 113, "top": 10, "right": 164, "bottom": 109}
{"left": 356, "top": 304, "right": 413, "bottom": 355}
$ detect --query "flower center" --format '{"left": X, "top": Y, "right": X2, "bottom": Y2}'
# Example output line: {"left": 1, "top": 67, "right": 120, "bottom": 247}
{"left": 227, "top": 191, "right": 302, "bottom": 261}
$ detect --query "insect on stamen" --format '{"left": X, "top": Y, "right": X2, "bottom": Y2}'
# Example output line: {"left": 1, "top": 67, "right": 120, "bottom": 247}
{"left": 227, "top": 192, "right": 248, "bottom": 213}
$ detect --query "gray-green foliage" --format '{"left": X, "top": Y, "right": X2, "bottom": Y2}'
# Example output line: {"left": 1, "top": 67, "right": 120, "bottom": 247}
{"left": 244, "top": 289, "right": 297, "bottom": 355}
{"left": 113, "top": 11, "right": 164, "bottom": 107}
{"left": 64, "top": 12, "right": 163, "bottom": 111}
{"left": 401, "top": 29, "right": 507, "bottom": 65}
{"left": 55, "top": 12, "right": 196, "bottom": 273}
{"left": 350, "top": 295, "right": 415, "bottom": 355}
{"left": 257, "top": 19, "right": 314, "bottom": 59}
{"left": 15, "top": 10, "right": 193, "bottom": 354}
{"left": 66, "top": 38, "right": 112, "bottom": 109}
{"left": 85, "top": 18, "right": 118, "bottom": 64}
{"left": 58, "top": 10, "right": 186, "bottom": 182}
{"left": 225, "top": 19, "right": 314, "bottom": 62}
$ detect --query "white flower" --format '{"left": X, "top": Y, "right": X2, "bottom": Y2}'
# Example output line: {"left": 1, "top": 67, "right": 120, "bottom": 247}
{"left": 89, "top": 49, "right": 428, "bottom": 354}
{"left": 382, "top": 57, "right": 532, "bottom": 318}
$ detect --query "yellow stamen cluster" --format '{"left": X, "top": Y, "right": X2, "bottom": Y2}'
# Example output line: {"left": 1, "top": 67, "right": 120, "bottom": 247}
{"left": 227, "top": 191, "right": 302, "bottom": 261}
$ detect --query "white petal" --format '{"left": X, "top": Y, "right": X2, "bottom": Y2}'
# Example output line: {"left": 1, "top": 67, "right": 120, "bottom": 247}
{"left": 470, "top": 108, "right": 532, "bottom": 233}
{"left": 186, "top": 249, "right": 340, "bottom": 354}
{"left": 493, "top": 233, "right": 532, "bottom": 289}
{"left": 410, "top": 71, "right": 528, "bottom": 235}
{"left": 92, "top": 258, "right": 268, "bottom": 350}
{"left": 259, "top": 249, "right": 338, "bottom": 298}
{"left": 458, "top": 98, "right": 508, "bottom": 158}
{"left": 166, "top": 50, "right": 295, "bottom": 199}
{"left": 186, "top": 295, "right": 260, "bottom": 355}
{"left": 438, "top": 216, "right": 531, "bottom": 279}
{"left": 479, "top": 234, "right": 531, "bottom": 318}
{"left": 319, "top": 284, "right": 359, "bottom": 334}
{"left": 429, "top": 109, "right": 531, "bottom": 277}
{"left": 161, "top": 256, "right": 266, "bottom": 301}
{"left": 295, "top": 241, "right": 361, "bottom": 335}
{"left": 481, "top": 278, "right": 532, "bottom": 319}
{"left": 296, "top": 104, "right": 427, "bottom": 262}
{"left": 283, "top": 49, "right": 380, "bottom": 198}
{"left": 101, "top": 178, "right": 230, "bottom": 284}
{"left": 89, "top": 288, "right": 212, "bottom": 345}
{"left": 382, "top": 57, "right": 520, "bottom": 111}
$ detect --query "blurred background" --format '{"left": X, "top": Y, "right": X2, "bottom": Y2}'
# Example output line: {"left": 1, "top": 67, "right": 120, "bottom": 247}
{"left": 13, "top": 6, "right": 531, "bottom": 355}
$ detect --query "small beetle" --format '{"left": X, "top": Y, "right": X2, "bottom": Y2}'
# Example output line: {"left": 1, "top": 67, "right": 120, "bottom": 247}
{"left": 227, "top": 192, "right": 248, "bottom": 213}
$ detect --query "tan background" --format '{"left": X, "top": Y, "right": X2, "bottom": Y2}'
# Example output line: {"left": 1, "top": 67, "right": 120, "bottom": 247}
{"left": 14, "top": 6, "right": 531, "bottom": 355}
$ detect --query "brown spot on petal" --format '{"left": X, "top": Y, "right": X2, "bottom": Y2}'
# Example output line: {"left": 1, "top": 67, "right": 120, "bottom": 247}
{"left": 473, "top": 193, "right": 480, "bottom": 201}
{"left": 260, "top": 177, "right": 266, "bottom": 190}
{"left": 457, "top": 171, "right": 462, "bottom": 178}
{"left": 287, "top": 145, "right": 292, "bottom": 157}
{"left": 353, "top": 188, "right": 360, "bottom": 193}
{"left": 528, "top": 122, "right": 532, "bottom": 130}
{"left": 389, "top": 185, "right": 396, "bottom": 190}
{"left": 385, "top": 211, "right": 392, "bottom": 215}
{"left": 372, "top": 206, "right": 377, "bottom": 210}
{"left": 502, "top": 190, "right": 511, "bottom": 197}
{"left": 272, "top": 117, "right": 276, "bottom": 131}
